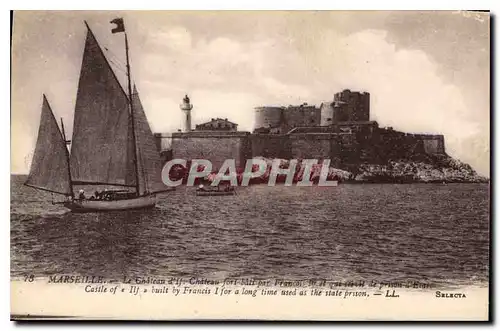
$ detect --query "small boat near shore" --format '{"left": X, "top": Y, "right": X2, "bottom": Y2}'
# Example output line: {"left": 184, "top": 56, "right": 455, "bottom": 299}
{"left": 195, "top": 184, "right": 236, "bottom": 196}
{"left": 196, "top": 190, "right": 236, "bottom": 197}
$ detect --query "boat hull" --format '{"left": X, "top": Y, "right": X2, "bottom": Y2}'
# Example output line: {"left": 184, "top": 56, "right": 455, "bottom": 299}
{"left": 196, "top": 190, "right": 236, "bottom": 196}
{"left": 63, "top": 194, "right": 157, "bottom": 213}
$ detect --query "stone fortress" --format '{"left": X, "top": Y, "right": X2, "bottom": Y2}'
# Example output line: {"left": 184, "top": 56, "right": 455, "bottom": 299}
{"left": 154, "top": 90, "right": 445, "bottom": 172}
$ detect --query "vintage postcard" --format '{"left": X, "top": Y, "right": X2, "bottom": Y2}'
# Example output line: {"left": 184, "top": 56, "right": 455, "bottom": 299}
{"left": 10, "top": 10, "right": 490, "bottom": 320}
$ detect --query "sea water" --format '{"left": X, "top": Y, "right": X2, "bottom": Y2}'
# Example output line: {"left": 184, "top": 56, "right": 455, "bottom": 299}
{"left": 10, "top": 175, "right": 489, "bottom": 288}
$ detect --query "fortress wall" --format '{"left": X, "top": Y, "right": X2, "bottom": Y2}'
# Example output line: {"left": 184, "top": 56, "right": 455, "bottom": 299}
{"left": 153, "top": 134, "right": 173, "bottom": 152}
{"left": 251, "top": 132, "right": 355, "bottom": 167}
{"left": 289, "top": 134, "right": 333, "bottom": 160}
{"left": 403, "top": 134, "right": 426, "bottom": 156}
{"left": 250, "top": 134, "right": 291, "bottom": 159}
{"left": 171, "top": 132, "right": 250, "bottom": 171}
{"left": 413, "top": 134, "right": 445, "bottom": 154}
{"left": 375, "top": 129, "right": 409, "bottom": 161}
{"left": 283, "top": 107, "right": 321, "bottom": 130}
{"left": 392, "top": 132, "right": 445, "bottom": 155}
{"left": 161, "top": 121, "right": 445, "bottom": 171}
{"left": 338, "top": 133, "right": 360, "bottom": 165}
{"left": 374, "top": 129, "right": 447, "bottom": 162}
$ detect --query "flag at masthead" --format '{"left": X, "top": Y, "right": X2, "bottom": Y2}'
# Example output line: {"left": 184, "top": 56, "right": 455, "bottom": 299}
{"left": 110, "top": 18, "right": 125, "bottom": 33}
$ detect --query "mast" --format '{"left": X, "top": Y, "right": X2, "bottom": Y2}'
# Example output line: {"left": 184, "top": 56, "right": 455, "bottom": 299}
{"left": 60, "top": 118, "right": 74, "bottom": 198}
{"left": 125, "top": 31, "right": 141, "bottom": 196}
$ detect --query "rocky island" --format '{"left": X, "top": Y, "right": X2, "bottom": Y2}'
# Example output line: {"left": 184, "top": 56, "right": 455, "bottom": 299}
{"left": 157, "top": 90, "right": 488, "bottom": 184}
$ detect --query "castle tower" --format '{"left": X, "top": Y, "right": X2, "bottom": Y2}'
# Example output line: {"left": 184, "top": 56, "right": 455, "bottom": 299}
{"left": 320, "top": 102, "right": 334, "bottom": 126}
{"left": 180, "top": 94, "right": 193, "bottom": 132}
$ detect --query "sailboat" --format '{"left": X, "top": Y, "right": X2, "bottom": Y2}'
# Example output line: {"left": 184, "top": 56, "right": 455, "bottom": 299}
{"left": 24, "top": 19, "right": 170, "bottom": 212}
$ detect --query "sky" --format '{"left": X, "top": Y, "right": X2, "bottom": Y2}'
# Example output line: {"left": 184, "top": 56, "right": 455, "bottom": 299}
{"left": 11, "top": 10, "right": 490, "bottom": 175}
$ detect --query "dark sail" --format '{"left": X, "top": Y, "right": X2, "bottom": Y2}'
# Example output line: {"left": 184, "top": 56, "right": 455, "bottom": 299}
{"left": 131, "top": 86, "right": 168, "bottom": 194}
{"left": 69, "top": 27, "right": 134, "bottom": 187}
{"left": 25, "top": 95, "right": 72, "bottom": 196}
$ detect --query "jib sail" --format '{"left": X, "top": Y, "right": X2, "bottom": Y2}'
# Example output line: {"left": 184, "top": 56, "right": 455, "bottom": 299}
{"left": 25, "top": 95, "right": 72, "bottom": 196}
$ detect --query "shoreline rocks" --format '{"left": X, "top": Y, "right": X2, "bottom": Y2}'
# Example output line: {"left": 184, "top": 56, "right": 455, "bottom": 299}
{"left": 167, "top": 155, "right": 489, "bottom": 185}
{"left": 345, "top": 155, "right": 489, "bottom": 184}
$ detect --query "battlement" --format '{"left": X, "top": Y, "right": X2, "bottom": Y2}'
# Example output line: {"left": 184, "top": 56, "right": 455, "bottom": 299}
{"left": 331, "top": 89, "right": 370, "bottom": 123}
{"left": 172, "top": 130, "right": 251, "bottom": 138}
{"left": 254, "top": 104, "right": 321, "bottom": 133}
{"left": 255, "top": 89, "right": 371, "bottom": 132}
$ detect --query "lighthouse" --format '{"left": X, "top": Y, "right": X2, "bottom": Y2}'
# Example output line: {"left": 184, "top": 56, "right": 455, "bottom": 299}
{"left": 180, "top": 94, "right": 193, "bottom": 132}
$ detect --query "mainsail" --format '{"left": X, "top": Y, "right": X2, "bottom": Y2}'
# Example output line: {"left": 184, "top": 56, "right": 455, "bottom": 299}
{"left": 129, "top": 86, "right": 168, "bottom": 194}
{"left": 69, "top": 27, "right": 134, "bottom": 187}
{"left": 25, "top": 95, "right": 72, "bottom": 196}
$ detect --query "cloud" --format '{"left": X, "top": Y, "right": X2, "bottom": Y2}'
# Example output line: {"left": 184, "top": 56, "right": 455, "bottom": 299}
{"left": 158, "top": 27, "right": 193, "bottom": 53}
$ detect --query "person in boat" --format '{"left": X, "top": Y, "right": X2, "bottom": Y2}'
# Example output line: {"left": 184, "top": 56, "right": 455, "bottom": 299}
{"left": 78, "top": 189, "right": 86, "bottom": 200}
{"left": 198, "top": 184, "right": 206, "bottom": 192}
{"left": 102, "top": 189, "right": 111, "bottom": 200}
